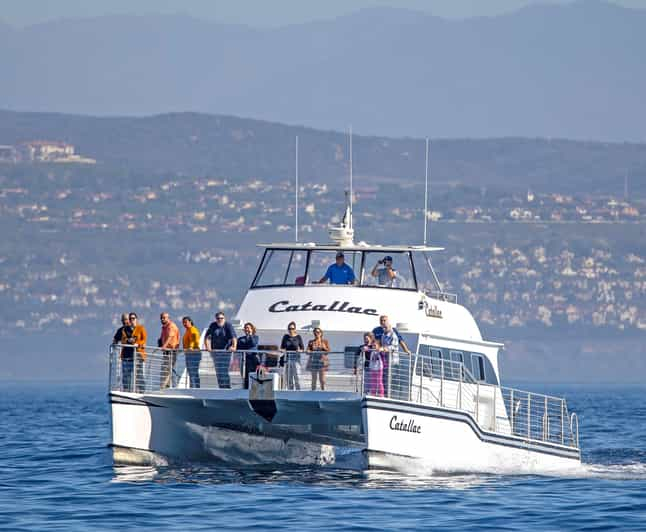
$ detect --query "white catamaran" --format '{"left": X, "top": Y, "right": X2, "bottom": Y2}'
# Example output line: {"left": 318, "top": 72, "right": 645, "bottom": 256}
{"left": 109, "top": 194, "right": 581, "bottom": 474}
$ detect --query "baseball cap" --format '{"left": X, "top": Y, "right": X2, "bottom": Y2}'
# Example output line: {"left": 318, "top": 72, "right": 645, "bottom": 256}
{"left": 384, "top": 256, "right": 393, "bottom": 261}
{"left": 336, "top": 251, "right": 344, "bottom": 258}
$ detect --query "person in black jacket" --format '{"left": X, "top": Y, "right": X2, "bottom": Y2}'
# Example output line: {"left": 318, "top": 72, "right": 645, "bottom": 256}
{"left": 237, "top": 322, "right": 259, "bottom": 389}
{"left": 204, "top": 312, "right": 237, "bottom": 389}
{"left": 280, "top": 321, "right": 304, "bottom": 390}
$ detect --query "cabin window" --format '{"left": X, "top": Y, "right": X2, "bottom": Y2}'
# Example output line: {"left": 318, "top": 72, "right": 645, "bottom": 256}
{"left": 449, "top": 350, "right": 464, "bottom": 380}
{"left": 471, "top": 354, "right": 486, "bottom": 381}
{"left": 308, "top": 250, "right": 362, "bottom": 285}
{"left": 430, "top": 348, "right": 443, "bottom": 377}
{"left": 252, "top": 249, "right": 307, "bottom": 287}
{"left": 415, "top": 344, "right": 433, "bottom": 377}
{"left": 361, "top": 251, "right": 416, "bottom": 290}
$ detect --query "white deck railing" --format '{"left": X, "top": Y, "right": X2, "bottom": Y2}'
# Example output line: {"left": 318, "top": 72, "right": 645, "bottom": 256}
{"left": 108, "top": 344, "right": 579, "bottom": 449}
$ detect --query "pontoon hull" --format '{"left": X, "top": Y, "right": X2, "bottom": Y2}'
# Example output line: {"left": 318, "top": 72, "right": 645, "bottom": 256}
{"left": 110, "top": 392, "right": 580, "bottom": 473}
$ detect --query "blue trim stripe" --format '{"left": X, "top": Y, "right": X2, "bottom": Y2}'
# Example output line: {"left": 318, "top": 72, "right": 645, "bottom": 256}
{"left": 362, "top": 398, "right": 580, "bottom": 461}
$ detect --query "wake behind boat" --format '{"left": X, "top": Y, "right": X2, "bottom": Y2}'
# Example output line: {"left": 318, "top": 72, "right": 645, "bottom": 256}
{"left": 108, "top": 197, "right": 581, "bottom": 474}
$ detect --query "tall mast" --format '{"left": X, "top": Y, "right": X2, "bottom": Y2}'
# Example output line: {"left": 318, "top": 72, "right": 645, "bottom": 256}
{"left": 295, "top": 135, "right": 299, "bottom": 242}
{"left": 424, "top": 137, "right": 429, "bottom": 246}
{"left": 349, "top": 125, "right": 353, "bottom": 229}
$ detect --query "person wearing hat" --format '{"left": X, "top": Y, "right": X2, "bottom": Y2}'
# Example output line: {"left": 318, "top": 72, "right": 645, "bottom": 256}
{"left": 317, "top": 251, "right": 356, "bottom": 285}
{"left": 371, "top": 255, "right": 397, "bottom": 287}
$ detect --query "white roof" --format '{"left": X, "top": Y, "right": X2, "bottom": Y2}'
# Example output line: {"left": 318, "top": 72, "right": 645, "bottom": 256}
{"left": 258, "top": 242, "right": 444, "bottom": 252}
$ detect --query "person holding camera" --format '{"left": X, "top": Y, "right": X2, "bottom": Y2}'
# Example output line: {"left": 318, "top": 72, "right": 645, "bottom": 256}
{"left": 371, "top": 255, "right": 397, "bottom": 287}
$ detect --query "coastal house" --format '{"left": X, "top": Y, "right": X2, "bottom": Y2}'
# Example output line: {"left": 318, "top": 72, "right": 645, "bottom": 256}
{"left": 19, "top": 140, "right": 96, "bottom": 163}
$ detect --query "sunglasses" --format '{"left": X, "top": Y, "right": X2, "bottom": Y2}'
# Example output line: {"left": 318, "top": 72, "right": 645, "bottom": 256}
{"left": 314, "top": 330, "right": 322, "bottom": 334}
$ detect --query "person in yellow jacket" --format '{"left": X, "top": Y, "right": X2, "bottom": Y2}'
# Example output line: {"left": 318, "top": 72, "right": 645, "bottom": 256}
{"left": 182, "top": 316, "right": 202, "bottom": 388}
{"left": 122, "top": 312, "right": 147, "bottom": 392}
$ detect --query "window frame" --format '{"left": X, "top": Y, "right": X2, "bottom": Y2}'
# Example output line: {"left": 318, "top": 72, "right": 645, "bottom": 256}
{"left": 251, "top": 248, "right": 419, "bottom": 291}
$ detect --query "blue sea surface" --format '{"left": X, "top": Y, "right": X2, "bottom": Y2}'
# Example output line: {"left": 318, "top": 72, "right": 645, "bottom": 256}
{"left": 1, "top": 382, "right": 646, "bottom": 531}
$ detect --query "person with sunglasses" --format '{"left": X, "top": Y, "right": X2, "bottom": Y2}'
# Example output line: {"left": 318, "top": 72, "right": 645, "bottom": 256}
{"left": 205, "top": 312, "right": 237, "bottom": 388}
{"left": 281, "top": 321, "right": 304, "bottom": 390}
{"left": 113, "top": 313, "right": 134, "bottom": 390}
{"left": 306, "top": 328, "right": 330, "bottom": 390}
{"left": 122, "top": 312, "right": 147, "bottom": 392}
{"left": 237, "top": 322, "right": 259, "bottom": 389}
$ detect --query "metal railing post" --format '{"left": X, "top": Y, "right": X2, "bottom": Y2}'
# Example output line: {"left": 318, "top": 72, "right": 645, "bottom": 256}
{"left": 242, "top": 351, "right": 246, "bottom": 391}
{"left": 475, "top": 381, "right": 479, "bottom": 422}
{"left": 132, "top": 351, "right": 137, "bottom": 392}
{"left": 561, "top": 400, "right": 565, "bottom": 445}
{"left": 493, "top": 386, "right": 498, "bottom": 432}
{"left": 408, "top": 353, "right": 412, "bottom": 402}
{"left": 170, "top": 350, "right": 174, "bottom": 389}
{"left": 510, "top": 389, "right": 514, "bottom": 435}
{"left": 387, "top": 351, "right": 393, "bottom": 399}
{"left": 458, "top": 365, "right": 462, "bottom": 410}
{"left": 543, "top": 396, "right": 548, "bottom": 441}
{"left": 527, "top": 393, "right": 531, "bottom": 440}
{"left": 419, "top": 357, "right": 423, "bottom": 403}
{"left": 440, "top": 358, "right": 444, "bottom": 407}
{"left": 361, "top": 360, "right": 365, "bottom": 396}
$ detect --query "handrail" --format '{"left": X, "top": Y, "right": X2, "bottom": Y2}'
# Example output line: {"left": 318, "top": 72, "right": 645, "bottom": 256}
{"left": 108, "top": 343, "right": 580, "bottom": 450}
{"left": 570, "top": 412, "right": 579, "bottom": 448}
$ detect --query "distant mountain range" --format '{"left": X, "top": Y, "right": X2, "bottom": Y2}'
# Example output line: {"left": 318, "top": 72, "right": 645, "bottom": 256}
{"left": 1, "top": 109, "right": 645, "bottom": 196}
{"left": 1, "top": 0, "right": 645, "bottom": 141}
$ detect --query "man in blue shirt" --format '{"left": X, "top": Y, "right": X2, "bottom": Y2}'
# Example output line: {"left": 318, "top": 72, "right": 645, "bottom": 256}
{"left": 318, "top": 251, "right": 356, "bottom": 285}
{"left": 372, "top": 314, "right": 411, "bottom": 400}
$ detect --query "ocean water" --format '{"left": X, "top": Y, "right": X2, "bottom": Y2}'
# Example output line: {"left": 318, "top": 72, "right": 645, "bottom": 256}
{"left": 1, "top": 382, "right": 646, "bottom": 531}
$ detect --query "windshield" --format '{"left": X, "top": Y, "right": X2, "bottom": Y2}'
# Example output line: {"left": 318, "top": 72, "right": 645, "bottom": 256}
{"left": 251, "top": 249, "right": 418, "bottom": 290}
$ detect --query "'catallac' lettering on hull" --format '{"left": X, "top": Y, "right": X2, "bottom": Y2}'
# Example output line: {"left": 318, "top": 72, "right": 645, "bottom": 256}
{"left": 268, "top": 300, "right": 378, "bottom": 316}
{"left": 389, "top": 415, "right": 422, "bottom": 434}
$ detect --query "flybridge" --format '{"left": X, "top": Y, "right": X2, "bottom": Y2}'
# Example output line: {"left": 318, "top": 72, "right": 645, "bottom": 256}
{"left": 268, "top": 299, "right": 378, "bottom": 316}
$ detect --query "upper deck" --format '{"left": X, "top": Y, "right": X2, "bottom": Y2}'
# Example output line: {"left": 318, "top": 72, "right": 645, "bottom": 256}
{"left": 235, "top": 243, "right": 487, "bottom": 344}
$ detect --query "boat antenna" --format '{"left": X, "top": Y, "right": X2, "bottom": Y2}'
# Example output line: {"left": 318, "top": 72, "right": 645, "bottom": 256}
{"left": 295, "top": 135, "right": 299, "bottom": 242}
{"left": 424, "top": 137, "right": 429, "bottom": 246}
{"left": 349, "top": 125, "right": 353, "bottom": 229}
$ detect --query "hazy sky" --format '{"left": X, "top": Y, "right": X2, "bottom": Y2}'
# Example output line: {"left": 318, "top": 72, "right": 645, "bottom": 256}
{"left": 2, "top": 0, "right": 644, "bottom": 27}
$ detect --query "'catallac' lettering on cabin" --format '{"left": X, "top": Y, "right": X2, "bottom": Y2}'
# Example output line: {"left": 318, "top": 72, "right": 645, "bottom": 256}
{"left": 268, "top": 300, "right": 378, "bottom": 316}
{"left": 389, "top": 415, "right": 422, "bottom": 434}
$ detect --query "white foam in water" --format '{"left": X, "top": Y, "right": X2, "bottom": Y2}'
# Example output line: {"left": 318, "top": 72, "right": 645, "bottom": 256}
{"left": 574, "top": 462, "right": 646, "bottom": 480}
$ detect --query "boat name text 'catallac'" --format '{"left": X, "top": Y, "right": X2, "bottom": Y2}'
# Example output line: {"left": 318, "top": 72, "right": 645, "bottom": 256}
{"left": 268, "top": 300, "right": 378, "bottom": 316}
{"left": 389, "top": 416, "right": 422, "bottom": 434}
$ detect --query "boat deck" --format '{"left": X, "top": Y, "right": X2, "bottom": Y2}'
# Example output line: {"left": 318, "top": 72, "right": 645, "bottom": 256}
{"left": 109, "top": 344, "right": 580, "bottom": 451}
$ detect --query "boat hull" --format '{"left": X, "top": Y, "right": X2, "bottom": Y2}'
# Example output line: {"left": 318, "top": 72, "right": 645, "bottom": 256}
{"left": 110, "top": 391, "right": 580, "bottom": 473}
{"left": 362, "top": 398, "right": 580, "bottom": 473}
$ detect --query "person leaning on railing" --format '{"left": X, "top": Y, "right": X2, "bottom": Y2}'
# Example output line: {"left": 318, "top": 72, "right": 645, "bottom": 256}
{"left": 182, "top": 316, "right": 201, "bottom": 388}
{"left": 237, "top": 322, "right": 259, "bottom": 389}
